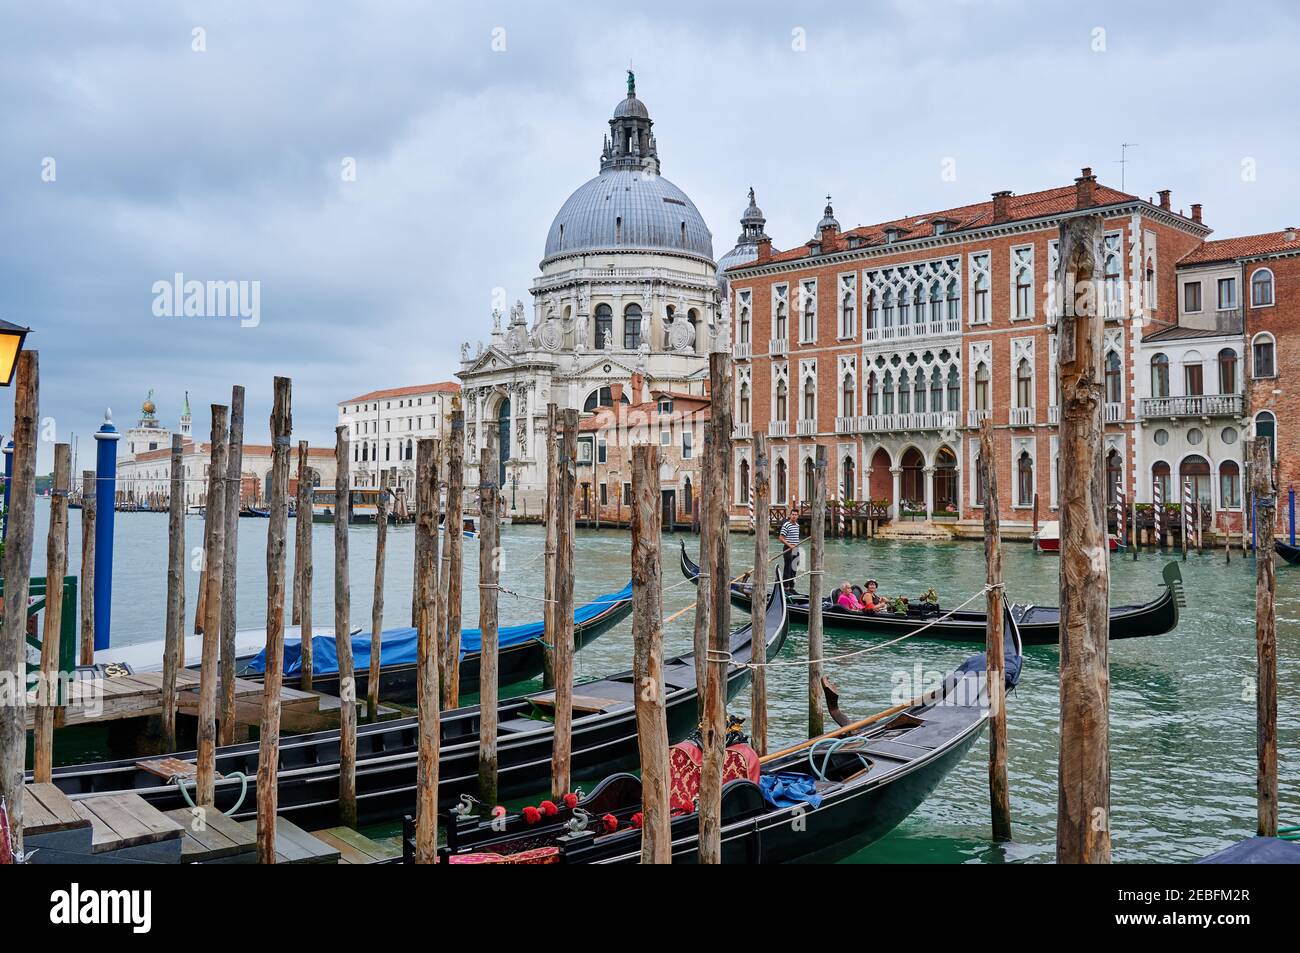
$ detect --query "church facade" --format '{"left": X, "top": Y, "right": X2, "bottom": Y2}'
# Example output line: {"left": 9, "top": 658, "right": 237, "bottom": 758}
{"left": 456, "top": 74, "right": 732, "bottom": 516}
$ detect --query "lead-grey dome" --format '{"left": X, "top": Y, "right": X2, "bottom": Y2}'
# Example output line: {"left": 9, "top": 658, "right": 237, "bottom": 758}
{"left": 543, "top": 169, "right": 714, "bottom": 263}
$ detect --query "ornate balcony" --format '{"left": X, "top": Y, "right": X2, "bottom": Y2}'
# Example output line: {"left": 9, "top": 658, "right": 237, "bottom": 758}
{"left": 967, "top": 409, "right": 991, "bottom": 428}
{"left": 1009, "top": 407, "right": 1034, "bottom": 427}
{"left": 797, "top": 419, "right": 816, "bottom": 436}
{"left": 732, "top": 422, "right": 752, "bottom": 440}
{"left": 1105, "top": 402, "right": 1125, "bottom": 423}
{"left": 863, "top": 317, "right": 961, "bottom": 346}
{"left": 838, "top": 411, "right": 958, "bottom": 434}
{"left": 1140, "top": 394, "right": 1243, "bottom": 419}
{"left": 733, "top": 341, "right": 752, "bottom": 360}
{"left": 1048, "top": 405, "right": 1060, "bottom": 425}
{"left": 769, "top": 420, "right": 789, "bottom": 438}
{"left": 768, "top": 339, "right": 789, "bottom": 357}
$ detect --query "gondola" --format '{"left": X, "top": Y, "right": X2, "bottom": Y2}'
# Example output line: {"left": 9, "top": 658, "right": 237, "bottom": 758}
{"left": 427, "top": 592, "right": 1022, "bottom": 864}
{"left": 39, "top": 584, "right": 788, "bottom": 831}
{"left": 1274, "top": 539, "right": 1300, "bottom": 565}
{"left": 96, "top": 580, "right": 636, "bottom": 704}
{"left": 680, "top": 541, "right": 1181, "bottom": 645}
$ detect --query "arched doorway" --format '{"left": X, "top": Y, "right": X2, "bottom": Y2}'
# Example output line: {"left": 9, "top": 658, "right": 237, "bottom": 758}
{"left": 869, "top": 447, "right": 892, "bottom": 502}
{"left": 775, "top": 458, "right": 787, "bottom": 506}
{"left": 1105, "top": 450, "right": 1122, "bottom": 504}
{"left": 803, "top": 457, "right": 816, "bottom": 503}
{"left": 1179, "top": 454, "right": 1212, "bottom": 509}
{"left": 739, "top": 458, "right": 750, "bottom": 505}
{"left": 841, "top": 456, "right": 855, "bottom": 502}
{"left": 933, "top": 446, "right": 957, "bottom": 514}
{"left": 496, "top": 396, "right": 511, "bottom": 488}
{"left": 900, "top": 447, "right": 924, "bottom": 508}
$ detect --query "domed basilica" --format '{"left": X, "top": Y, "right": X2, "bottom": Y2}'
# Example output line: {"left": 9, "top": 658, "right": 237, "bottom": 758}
{"left": 457, "top": 73, "right": 763, "bottom": 514}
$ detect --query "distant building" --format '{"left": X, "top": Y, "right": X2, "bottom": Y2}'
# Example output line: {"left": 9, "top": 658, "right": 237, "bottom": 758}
{"left": 336, "top": 381, "right": 461, "bottom": 497}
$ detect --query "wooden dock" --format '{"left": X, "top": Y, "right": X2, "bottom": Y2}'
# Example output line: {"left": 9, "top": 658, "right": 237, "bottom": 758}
{"left": 23, "top": 669, "right": 321, "bottom": 730}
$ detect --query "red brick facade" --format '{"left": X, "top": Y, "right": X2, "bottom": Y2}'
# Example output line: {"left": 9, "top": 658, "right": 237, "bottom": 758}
{"left": 724, "top": 170, "right": 1210, "bottom": 534}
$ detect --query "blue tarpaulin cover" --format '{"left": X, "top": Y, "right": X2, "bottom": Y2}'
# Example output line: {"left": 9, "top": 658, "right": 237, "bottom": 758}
{"left": 245, "top": 580, "right": 632, "bottom": 676}
{"left": 759, "top": 773, "right": 823, "bottom": 809}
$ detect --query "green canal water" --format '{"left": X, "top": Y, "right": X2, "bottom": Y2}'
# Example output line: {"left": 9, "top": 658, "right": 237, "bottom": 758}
{"left": 32, "top": 501, "right": 1300, "bottom": 863}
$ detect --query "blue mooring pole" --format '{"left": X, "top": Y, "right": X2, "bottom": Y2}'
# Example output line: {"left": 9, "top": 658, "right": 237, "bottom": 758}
{"left": 93, "top": 410, "right": 120, "bottom": 650}
{"left": 2, "top": 439, "right": 12, "bottom": 541}
{"left": 1289, "top": 485, "right": 1295, "bottom": 546}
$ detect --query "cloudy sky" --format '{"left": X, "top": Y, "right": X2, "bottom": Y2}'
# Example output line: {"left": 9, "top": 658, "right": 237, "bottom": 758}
{"left": 3, "top": 0, "right": 1298, "bottom": 470}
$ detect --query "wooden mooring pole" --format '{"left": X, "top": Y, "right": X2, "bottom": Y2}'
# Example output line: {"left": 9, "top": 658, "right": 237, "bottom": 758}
{"left": 334, "top": 425, "right": 358, "bottom": 826}
{"left": 478, "top": 427, "right": 501, "bottom": 805}
{"left": 79, "top": 470, "right": 96, "bottom": 665}
{"left": 34, "top": 443, "right": 70, "bottom": 783}
{"left": 979, "top": 419, "right": 1012, "bottom": 840}
{"left": 414, "top": 437, "right": 441, "bottom": 861}
{"left": 1055, "top": 214, "right": 1111, "bottom": 864}
{"left": 631, "top": 444, "right": 670, "bottom": 863}
{"left": 1253, "top": 438, "right": 1278, "bottom": 836}
{"left": 256, "top": 377, "right": 291, "bottom": 863}
{"left": 552, "top": 408, "right": 578, "bottom": 796}
{"left": 369, "top": 471, "right": 389, "bottom": 722}
{"left": 750, "top": 432, "right": 770, "bottom": 756}
{"left": 692, "top": 425, "right": 714, "bottom": 711}
{"left": 0, "top": 351, "right": 37, "bottom": 853}
{"left": 442, "top": 412, "right": 465, "bottom": 708}
{"left": 541, "top": 403, "right": 560, "bottom": 691}
{"left": 295, "top": 441, "right": 314, "bottom": 691}
{"left": 808, "top": 445, "right": 827, "bottom": 739}
{"left": 219, "top": 385, "right": 245, "bottom": 745}
{"left": 162, "top": 434, "right": 185, "bottom": 750}
{"left": 197, "top": 403, "right": 230, "bottom": 808}
{"left": 698, "top": 351, "right": 732, "bottom": 864}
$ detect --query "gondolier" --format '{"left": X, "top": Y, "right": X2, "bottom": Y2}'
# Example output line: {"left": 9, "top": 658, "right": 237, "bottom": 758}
{"left": 779, "top": 507, "right": 800, "bottom": 593}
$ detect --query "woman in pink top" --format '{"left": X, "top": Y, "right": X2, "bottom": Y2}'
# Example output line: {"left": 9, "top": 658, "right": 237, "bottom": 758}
{"left": 836, "top": 582, "right": 864, "bottom": 612}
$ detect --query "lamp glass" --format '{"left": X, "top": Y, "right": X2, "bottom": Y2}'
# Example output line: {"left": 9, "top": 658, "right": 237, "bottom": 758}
{"left": 0, "top": 332, "right": 21, "bottom": 386}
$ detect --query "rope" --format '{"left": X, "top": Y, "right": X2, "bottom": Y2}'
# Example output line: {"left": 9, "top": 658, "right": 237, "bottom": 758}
{"left": 171, "top": 770, "right": 249, "bottom": 817}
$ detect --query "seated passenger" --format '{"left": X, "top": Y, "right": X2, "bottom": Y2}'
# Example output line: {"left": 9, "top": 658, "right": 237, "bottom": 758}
{"left": 860, "top": 579, "right": 885, "bottom": 613}
{"left": 836, "top": 582, "right": 864, "bottom": 612}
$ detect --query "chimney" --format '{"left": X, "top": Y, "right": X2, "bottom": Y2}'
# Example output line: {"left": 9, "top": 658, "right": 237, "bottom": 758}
{"left": 629, "top": 372, "right": 644, "bottom": 402}
{"left": 1158, "top": 189, "right": 1171, "bottom": 211}
{"left": 609, "top": 383, "right": 623, "bottom": 404}
{"left": 991, "top": 191, "right": 1012, "bottom": 224}
{"left": 1191, "top": 203, "right": 1203, "bottom": 225}
{"left": 1286, "top": 226, "right": 1297, "bottom": 242}
{"left": 757, "top": 237, "right": 772, "bottom": 261}
{"left": 1074, "top": 167, "right": 1097, "bottom": 208}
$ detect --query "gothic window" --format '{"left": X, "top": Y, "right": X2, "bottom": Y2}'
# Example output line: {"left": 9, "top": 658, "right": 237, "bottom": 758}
{"left": 1016, "top": 451, "right": 1034, "bottom": 507}
{"left": 801, "top": 280, "right": 817, "bottom": 342}
{"left": 1252, "top": 333, "right": 1276, "bottom": 378}
{"left": 775, "top": 458, "right": 787, "bottom": 503}
{"left": 899, "top": 286, "right": 911, "bottom": 326}
{"left": 973, "top": 258, "right": 990, "bottom": 323}
{"left": 882, "top": 371, "right": 895, "bottom": 415}
{"left": 930, "top": 281, "right": 943, "bottom": 324}
{"left": 775, "top": 293, "right": 788, "bottom": 340}
{"left": 739, "top": 459, "right": 750, "bottom": 504}
{"left": 841, "top": 373, "right": 855, "bottom": 416}
{"left": 882, "top": 290, "right": 895, "bottom": 328}
{"left": 739, "top": 382, "right": 751, "bottom": 424}
{"left": 1105, "top": 351, "right": 1122, "bottom": 404}
{"left": 1013, "top": 247, "right": 1033, "bottom": 319}
{"left": 802, "top": 376, "right": 816, "bottom": 420}
{"left": 1103, "top": 234, "right": 1123, "bottom": 314}
{"left": 946, "top": 279, "right": 960, "bottom": 322}
{"left": 913, "top": 370, "right": 926, "bottom": 413}
{"left": 912, "top": 284, "right": 925, "bottom": 326}
{"left": 775, "top": 379, "right": 788, "bottom": 422}
{"left": 866, "top": 372, "right": 878, "bottom": 416}
{"left": 946, "top": 366, "right": 960, "bottom": 412}
{"left": 898, "top": 369, "right": 911, "bottom": 414}
{"left": 738, "top": 293, "right": 751, "bottom": 344}
{"left": 1015, "top": 358, "right": 1033, "bottom": 409}
{"left": 841, "top": 293, "right": 855, "bottom": 338}
{"left": 623, "top": 303, "right": 642, "bottom": 350}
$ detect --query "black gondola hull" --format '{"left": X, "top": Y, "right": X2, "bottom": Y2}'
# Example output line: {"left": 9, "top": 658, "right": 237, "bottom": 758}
{"left": 681, "top": 542, "right": 1180, "bottom": 645}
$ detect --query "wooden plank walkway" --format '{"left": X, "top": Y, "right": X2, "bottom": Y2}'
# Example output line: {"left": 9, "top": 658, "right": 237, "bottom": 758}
{"left": 23, "top": 782, "right": 90, "bottom": 837}
{"left": 242, "top": 818, "right": 340, "bottom": 864}
{"left": 23, "top": 669, "right": 319, "bottom": 729}
{"left": 310, "top": 826, "right": 402, "bottom": 864}
{"left": 163, "top": 807, "right": 256, "bottom": 863}
{"left": 72, "top": 793, "right": 183, "bottom": 855}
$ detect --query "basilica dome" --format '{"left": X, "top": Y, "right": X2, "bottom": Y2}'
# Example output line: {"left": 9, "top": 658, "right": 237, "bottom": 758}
{"left": 541, "top": 73, "right": 713, "bottom": 266}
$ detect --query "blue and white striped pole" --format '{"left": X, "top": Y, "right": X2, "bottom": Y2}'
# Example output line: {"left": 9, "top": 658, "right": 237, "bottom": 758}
{"left": 93, "top": 410, "right": 120, "bottom": 650}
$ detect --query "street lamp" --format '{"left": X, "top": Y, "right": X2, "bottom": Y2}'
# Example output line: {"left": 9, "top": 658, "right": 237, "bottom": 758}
{"left": 0, "top": 319, "right": 31, "bottom": 386}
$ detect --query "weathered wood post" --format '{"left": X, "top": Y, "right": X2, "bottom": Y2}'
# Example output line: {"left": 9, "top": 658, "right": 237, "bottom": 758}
{"left": 808, "top": 445, "right": 827, "bottom": 738}
{"left": 692, "top": 426, "right": 714, "bottom": 710}
{"left": 0, "top": 351, "right": 37, "bottom": 850}
{"left": 443, "top": 411, "right": 465, "bottom": 707}
{"left": 256, "top": 377, "right": 292, "bottom": 863}
{"left": 368, "top": 471, "right": 389, "bottom": 722}
{"left": 79, "top": 470, "right": 95, "bottom": 665}
{"left": 197, "top": 404, "right": 230, "bottom": 807}
{"left": 478, "top": 426, "right": 501, "bottom": 804}
{"left": 414, "top": 437, "right": 442, "bottom": 862}
{"left": 541, "top": 403, "right": 559, "bottom": 691}
{"left": 1253, "top": 438, "right": 1277, "bottom": 836}
{"left": 631, "top": 443, "right": 670, "bottom": 863}
{"left": 219, "top": 385, "right": 245, "bottom": 745}
{"left": 162, "top": 434, "right": 185, "bottom": 751}
{"left": 1031, "top": 491, "right": 1040, "bottom": 551}
{"left": 295, "top": 441, "right": 314, "bottom": 690}
{"left": 33, "top": 442, "right": 70, "bottom": 782}
{"left": 334, "top": 425, "right": 358, "bottom": 826}
{"left": 749, "top": 432, "right": 770, "bottom": 756}
{"left": 1055, "top": 214, "right": 1111, "bottom": 864}
{"left": 979, "top": 419, "right": 1012, "bottom": 840}
{"left": 699, "top": 351, "right": 732, "bottom": 864}
{"left": 552, "top": 408, "right": 578, "bottom": 796}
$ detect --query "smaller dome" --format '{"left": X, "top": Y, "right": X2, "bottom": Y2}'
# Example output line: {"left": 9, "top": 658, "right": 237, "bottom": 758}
{"left": 817, "top": 195, "right": 839, "bottom": 232}
{"left": 613, "top": 95, "right": 650, "bottom": 120}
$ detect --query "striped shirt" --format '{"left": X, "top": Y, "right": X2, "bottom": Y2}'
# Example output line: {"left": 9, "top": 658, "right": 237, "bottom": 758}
{"left": 779, "top": 519, "right": 800, "bottom": 548}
